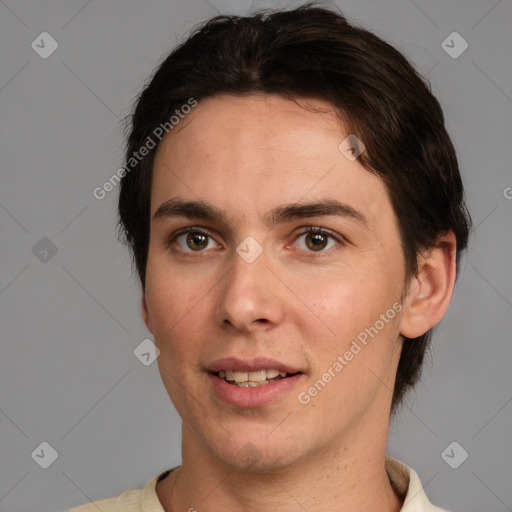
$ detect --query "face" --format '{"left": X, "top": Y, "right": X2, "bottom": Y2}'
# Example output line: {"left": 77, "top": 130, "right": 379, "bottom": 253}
{"left": 142, "top": 93, "right": 409, "bottom": 472}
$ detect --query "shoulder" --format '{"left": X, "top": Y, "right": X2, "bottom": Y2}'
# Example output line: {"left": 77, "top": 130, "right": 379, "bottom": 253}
{"left": 66, "top": 468, "right": 175, "bottom": 512}
{"left": 67, "top": 488, "right": 144, "bottom": 512}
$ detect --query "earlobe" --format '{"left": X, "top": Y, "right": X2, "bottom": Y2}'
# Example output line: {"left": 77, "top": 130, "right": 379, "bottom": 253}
{"left": 399, "top": 232, "right": 457, "bottom": 339}
{"left": 141, "top": 295, "right": 153, "bottom": 333}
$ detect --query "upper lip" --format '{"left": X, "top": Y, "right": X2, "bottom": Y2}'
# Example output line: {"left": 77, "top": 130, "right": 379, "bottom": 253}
{"left": 207, "top": 357, "right": 302, "bottom": 374}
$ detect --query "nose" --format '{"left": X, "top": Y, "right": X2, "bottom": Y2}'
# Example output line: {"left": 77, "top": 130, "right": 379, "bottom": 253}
{"left": 215, "top": 243, "right": 285, "bottom": 333}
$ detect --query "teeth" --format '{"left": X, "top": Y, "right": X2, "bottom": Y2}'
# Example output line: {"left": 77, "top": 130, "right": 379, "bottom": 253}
{"left": 219, "top": 368, "right": 289, "bottom": 383}
{"left": 249, "top": 381, "right": 269, "bottom": 387}
{"left": 237, "top": 381, "right": 271, "bottom": 387}
{"left": 248, "top": 370, "right": 266, "bottom": 382}
{"left": 234, "top": 371, "right": 249, "bottom": 383}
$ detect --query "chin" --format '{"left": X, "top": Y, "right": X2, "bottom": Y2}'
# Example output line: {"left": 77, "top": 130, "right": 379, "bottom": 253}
{"left": 207, "top": 437, "right": 306, "bottom": 474}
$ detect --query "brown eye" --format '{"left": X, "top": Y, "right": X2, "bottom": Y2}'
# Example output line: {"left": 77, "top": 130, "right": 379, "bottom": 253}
{"left": 295, "top": 227, "right": 341, "bottom": 253}
{"left": 170, "top": 228, "right": 217, "bottom": 252}
{"left": 186, "top": 232, "right": 209, "bottom": 251}
{"left": 305, "top": 232, "right": 328, "bottom": 250}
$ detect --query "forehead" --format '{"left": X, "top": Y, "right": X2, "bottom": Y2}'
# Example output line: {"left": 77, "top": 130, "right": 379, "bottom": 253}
{"left": 151, "top": 94, "right": 393, "bottom": 230}
{"left": 158, "top": 94, "right": 344, "bottom": 168}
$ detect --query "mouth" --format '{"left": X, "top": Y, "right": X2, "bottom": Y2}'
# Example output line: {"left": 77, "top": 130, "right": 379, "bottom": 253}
{"left": 207, "top": 357, "right": 305, "bottom": 407}
{"left": 213, "top": 369, "right": 300, "bottom": 387}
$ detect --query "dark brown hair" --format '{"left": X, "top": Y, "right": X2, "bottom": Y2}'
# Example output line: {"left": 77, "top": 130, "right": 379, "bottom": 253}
{"left": 118, "top": 2, "right": 471, "bottom": 414}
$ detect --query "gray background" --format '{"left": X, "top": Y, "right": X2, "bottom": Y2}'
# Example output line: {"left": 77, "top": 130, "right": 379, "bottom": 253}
{"left": 0, "top": 0, "right": 511, "bottom": 511}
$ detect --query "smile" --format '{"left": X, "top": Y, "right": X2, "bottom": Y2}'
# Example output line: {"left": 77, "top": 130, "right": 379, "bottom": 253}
{"left": 216, "top": 369, "right": 296, "bottom": 387}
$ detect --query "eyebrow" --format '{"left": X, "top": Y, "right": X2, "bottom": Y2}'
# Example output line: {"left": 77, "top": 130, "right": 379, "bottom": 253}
{"left": 153, "top": 197, "right": 368, "bottom": 228}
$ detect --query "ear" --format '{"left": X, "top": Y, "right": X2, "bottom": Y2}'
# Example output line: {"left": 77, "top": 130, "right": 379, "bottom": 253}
{"left": 399, "top": 232, "right": 457, "bottom": 339}
{"left": 141, "top": 294, "right": 154, "bottom": 334}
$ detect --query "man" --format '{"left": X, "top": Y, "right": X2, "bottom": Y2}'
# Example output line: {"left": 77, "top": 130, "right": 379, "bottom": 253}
{"left": 69, "top": 3, "right": 471, "bottom": 511}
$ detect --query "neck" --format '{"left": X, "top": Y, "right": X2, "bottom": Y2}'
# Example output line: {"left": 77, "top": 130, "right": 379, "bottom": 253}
{"left": 156, "top": 421, "right": 404, "bottom": 512}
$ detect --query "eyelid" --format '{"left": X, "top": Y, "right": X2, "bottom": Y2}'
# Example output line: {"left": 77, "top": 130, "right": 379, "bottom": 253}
{"left": 293, "top": 225, "right": 344, "bottom": 242}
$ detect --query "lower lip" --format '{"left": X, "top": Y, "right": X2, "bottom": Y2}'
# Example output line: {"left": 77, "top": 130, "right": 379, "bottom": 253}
{"left": 208, "top": 373, "right": 305, "bottom": 408}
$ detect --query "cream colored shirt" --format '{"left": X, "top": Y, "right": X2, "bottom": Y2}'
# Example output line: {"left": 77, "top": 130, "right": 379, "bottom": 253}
{"left": 67, "top": 457, "right": 450, "bottom": 511}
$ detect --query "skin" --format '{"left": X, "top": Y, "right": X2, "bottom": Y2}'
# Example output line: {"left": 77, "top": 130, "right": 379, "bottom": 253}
{"left": 141, "top": 93, "right": 457, "bottom": 512}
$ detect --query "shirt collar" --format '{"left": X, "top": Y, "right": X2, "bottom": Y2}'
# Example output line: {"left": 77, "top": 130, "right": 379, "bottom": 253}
{"left": 386, "top": 457, "right": 448, "bottom": 511}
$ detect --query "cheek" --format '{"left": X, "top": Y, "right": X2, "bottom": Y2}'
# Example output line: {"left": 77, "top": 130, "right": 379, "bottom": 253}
{"left": 145, "top": 275, "right": 207, "bottom": 406}
{"left": 300, "top": 273, "right": 389, "bottom": 343}
{"left": 301, "top": 287, "right": 403, "bottom": 412}
{"left": 144, "top": 268, "right": 207, "bottom": 360}
{"left": 296, "top": 273, "right": 403, "bottom": 390}
{"left": 145, "top": 249, "right": 211, "bottom": 321}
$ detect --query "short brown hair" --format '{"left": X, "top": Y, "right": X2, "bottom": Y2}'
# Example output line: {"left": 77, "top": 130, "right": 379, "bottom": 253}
{"left": 118, "top": 2, "right": 471, "bottom": 414}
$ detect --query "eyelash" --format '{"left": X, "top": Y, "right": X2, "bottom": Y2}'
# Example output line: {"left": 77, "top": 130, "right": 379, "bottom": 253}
{"left": 166, "top": 226, "right": 344, "bottom": 256}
